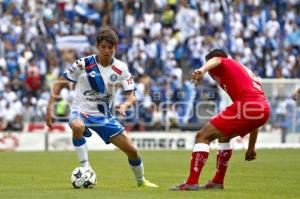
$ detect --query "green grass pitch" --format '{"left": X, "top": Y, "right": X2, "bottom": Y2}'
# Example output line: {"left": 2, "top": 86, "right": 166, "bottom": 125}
{"left": 0, "top": 149, "right": 299, "bottom": 199}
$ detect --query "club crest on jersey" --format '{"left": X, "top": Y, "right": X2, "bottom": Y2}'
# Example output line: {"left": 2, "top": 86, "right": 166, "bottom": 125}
{"left": 110, "top": 74, "right": 118, "bottom": 82}
{"left": 89, "top": 71, "right": 96, "bottom": 78}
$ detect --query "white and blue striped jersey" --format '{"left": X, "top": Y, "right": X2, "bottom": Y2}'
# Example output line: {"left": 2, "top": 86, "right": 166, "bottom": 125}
{"left": 63, "top": 55, "right": 135, "bottom": 116}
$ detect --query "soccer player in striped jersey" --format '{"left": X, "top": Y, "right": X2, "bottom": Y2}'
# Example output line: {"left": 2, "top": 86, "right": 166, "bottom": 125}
{"left": 46, "top": 28, "right": 157, "bottom": 188}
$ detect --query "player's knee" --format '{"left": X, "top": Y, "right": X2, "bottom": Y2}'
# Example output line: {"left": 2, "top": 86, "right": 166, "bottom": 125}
{"left": 72, "top": 124, "right": 85, "bottom": 133}
{"left": 195, "top": 131, "right": 211, "bottom": 143}
{"left": 71, "top": 123, "right": 85, "bottom": 138}
{"left": 126, "top": 147, "right": 139, "bottom": 159}
{"left": 218, "top": 136, "right": 231, "bottom": 143}
{"left": 195, "top": 132, "right": 205, "bottom": 142}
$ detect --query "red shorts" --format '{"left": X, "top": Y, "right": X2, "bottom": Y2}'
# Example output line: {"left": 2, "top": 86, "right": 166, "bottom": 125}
{"left": 210, "top": 98, "right": 270, "bottom": 137}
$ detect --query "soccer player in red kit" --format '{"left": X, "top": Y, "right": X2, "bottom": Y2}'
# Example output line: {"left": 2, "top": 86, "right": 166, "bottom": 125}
{"left": 171, "top": 49, "right": 270, "bottom": 190}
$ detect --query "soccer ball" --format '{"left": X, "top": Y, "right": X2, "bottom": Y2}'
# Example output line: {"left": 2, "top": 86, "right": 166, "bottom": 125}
{"left": 71, "top": 167, "right": 97, "bottom": 189}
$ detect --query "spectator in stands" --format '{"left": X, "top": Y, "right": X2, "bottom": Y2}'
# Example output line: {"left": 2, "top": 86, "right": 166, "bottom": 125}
{"left": 25, "top": 59, "right": 42, "bottom": 97}
{"left": 25, "top": 71, "right": 41, "bottom": 97}
{"left": 2, "top": 102, "right": 17, "bottom": 131}
{"left": 55, "top": 98, "right": 70, "bottom": 122}
{"left": 22, "top": 100, "right": 35, "bottom": 122}
{"left": 275, "top": 96, "right": 289, "bottom": 143}
{"left": 0, "top": 68, "right": 9, "bottom": 93}
{"left": 0, "top": 0, "right": 299, "bottom": 131}
{"left": 10, "top": 71, "right": 24, "bottom": 97}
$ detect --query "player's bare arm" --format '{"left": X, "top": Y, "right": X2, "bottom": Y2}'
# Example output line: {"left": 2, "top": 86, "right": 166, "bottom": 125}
{"left": 116, "top": 90, "right": 136, "bottom": 116}
{"left": 192, "top": 57, "right": 222, "bottom": 83}
{"left": 45, "top": 76, "right": 70, "bottom": 128}
{"left": 245, "top": 129, "right": 258, "bottom": 161}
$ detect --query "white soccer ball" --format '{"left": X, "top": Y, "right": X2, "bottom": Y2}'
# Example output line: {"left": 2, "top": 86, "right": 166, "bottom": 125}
{"left": 71, "top": 167, "right": 97, "bottom": 189}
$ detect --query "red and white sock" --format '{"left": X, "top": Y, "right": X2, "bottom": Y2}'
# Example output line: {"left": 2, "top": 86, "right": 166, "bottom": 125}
{"left": 212, "top": 142, "right": 232, "bottom": 184}
{"left": 186, "top": 143, "right": 209, "bottom": 185}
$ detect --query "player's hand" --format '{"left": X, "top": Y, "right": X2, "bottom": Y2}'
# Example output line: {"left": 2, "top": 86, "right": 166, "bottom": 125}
{"left": 192, "top": 69, "right": 205, "bottom": 82}
{"left": 45, "top": 106, "right": 53, "bottom": 128}
{"left": 115, "top": 103, "right": 128, "bottom": 116}
{"left": 245, "top": 149, "right": 256, "bottom": 161}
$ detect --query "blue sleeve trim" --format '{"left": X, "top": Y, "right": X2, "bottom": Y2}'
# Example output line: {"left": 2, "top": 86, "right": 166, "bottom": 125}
{"left": 63, "top": 72, "right": 77, "bottom": 83}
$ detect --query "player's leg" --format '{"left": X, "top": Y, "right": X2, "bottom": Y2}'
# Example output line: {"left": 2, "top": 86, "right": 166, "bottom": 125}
{"left": 171, "top": 122, "right": 227, "bottom": 190}
{"left": 186, "top": 122, "right": 221, "bottom": 184}
{"left": 70, "top": 119, "right": 90, "bottom": 168}
{"left": 201, "top": 135, "right": 236, "bottom": 190}
{"left": 109, "top": 131, "right": 158, "bottom": 188}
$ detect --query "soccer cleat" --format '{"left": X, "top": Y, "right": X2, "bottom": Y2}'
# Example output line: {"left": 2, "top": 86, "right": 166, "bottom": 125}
{"left": 170, "top": 182, "right": 199, "bottom": 191}
{"left": 137, "top": 179, "right": 159, "bottom": 188}
{"left": 83, "top": 128, "right": 92, "bottom": 137}
{"left": 198, "top": 180, "right": 224, "bottom": 190}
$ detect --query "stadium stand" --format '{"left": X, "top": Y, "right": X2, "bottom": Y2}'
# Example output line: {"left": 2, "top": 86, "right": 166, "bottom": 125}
{"left": 0, "top": 0, "right": 299, "bottom": 132}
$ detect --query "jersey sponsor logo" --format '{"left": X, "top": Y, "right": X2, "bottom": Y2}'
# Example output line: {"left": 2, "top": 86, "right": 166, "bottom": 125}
{"left": 85, "top": 62, "right": 97, "bottom": 70}
{"left": 89, "top": 71, "right": 96, "bottom": 78}
{"left": 84, "top": 90, "right": 99, "bottom": 96}
{"left": 111, "top": 65, "right": 122, "bottom": 75}
{"left": 86, "top": 97, "right": 105, "bottom": 102}
{"left": 83, "top": 90, "right": 110, "bottom": 102}
{"left": 110, "top": 74, "right": 118, "bottom": 82}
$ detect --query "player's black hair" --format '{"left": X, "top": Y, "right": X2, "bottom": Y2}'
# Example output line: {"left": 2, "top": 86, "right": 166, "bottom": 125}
{"left": 205, "top": 49, "right": 228, "bottom": 61}
{"left": 96, "top": 28, "right": 119, "bottom": 46}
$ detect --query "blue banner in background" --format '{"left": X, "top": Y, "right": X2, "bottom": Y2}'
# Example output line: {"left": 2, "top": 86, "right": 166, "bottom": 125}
{"left": 74, "top": 3, "right": 101, "bottom": 22}
{"left": 56, "top": 35, "right": 90, "bottom": 50}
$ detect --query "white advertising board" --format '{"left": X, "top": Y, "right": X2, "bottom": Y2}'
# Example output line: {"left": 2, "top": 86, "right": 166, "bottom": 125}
{"left": 129, "top": 132, "right": 196, "bottom": 150}
{"left": 0, "top": 133, "right": 45, "bottom": 151}
{"left": 1, "top": 131, "right": 300, "bottom": 151}
{"left": 48, "top": 132, "right": 115, "bottom": 151}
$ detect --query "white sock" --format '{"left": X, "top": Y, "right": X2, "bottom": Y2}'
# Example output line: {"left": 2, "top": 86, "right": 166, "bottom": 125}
{"left": 193, "top": 143, "right": 210, "bottom": 152}
{"left": 73, "top": 137, "right": 90, "bottom": 167}
{"left": 218, "top": 142, "right": 232, "bottom": 150}
{"left": 129, "top": 159, "right": 145, "bottom": 183}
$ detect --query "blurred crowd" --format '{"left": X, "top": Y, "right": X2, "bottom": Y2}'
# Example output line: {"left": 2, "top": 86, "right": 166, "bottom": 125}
{"left": 0, "top": 0, "right": 299, "bottom": 132}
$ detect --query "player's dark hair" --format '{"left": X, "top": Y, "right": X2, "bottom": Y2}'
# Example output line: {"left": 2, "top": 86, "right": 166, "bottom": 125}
{"left": 96, "top": 28, "right": 119, "bottom": 46}
{"left": 205, "top": 49, "right": 228, "bottom": 61}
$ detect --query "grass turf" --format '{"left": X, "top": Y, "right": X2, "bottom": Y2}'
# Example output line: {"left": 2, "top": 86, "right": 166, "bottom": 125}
{"left": 0, "top": 149, "right": 299, "bottom": 199}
